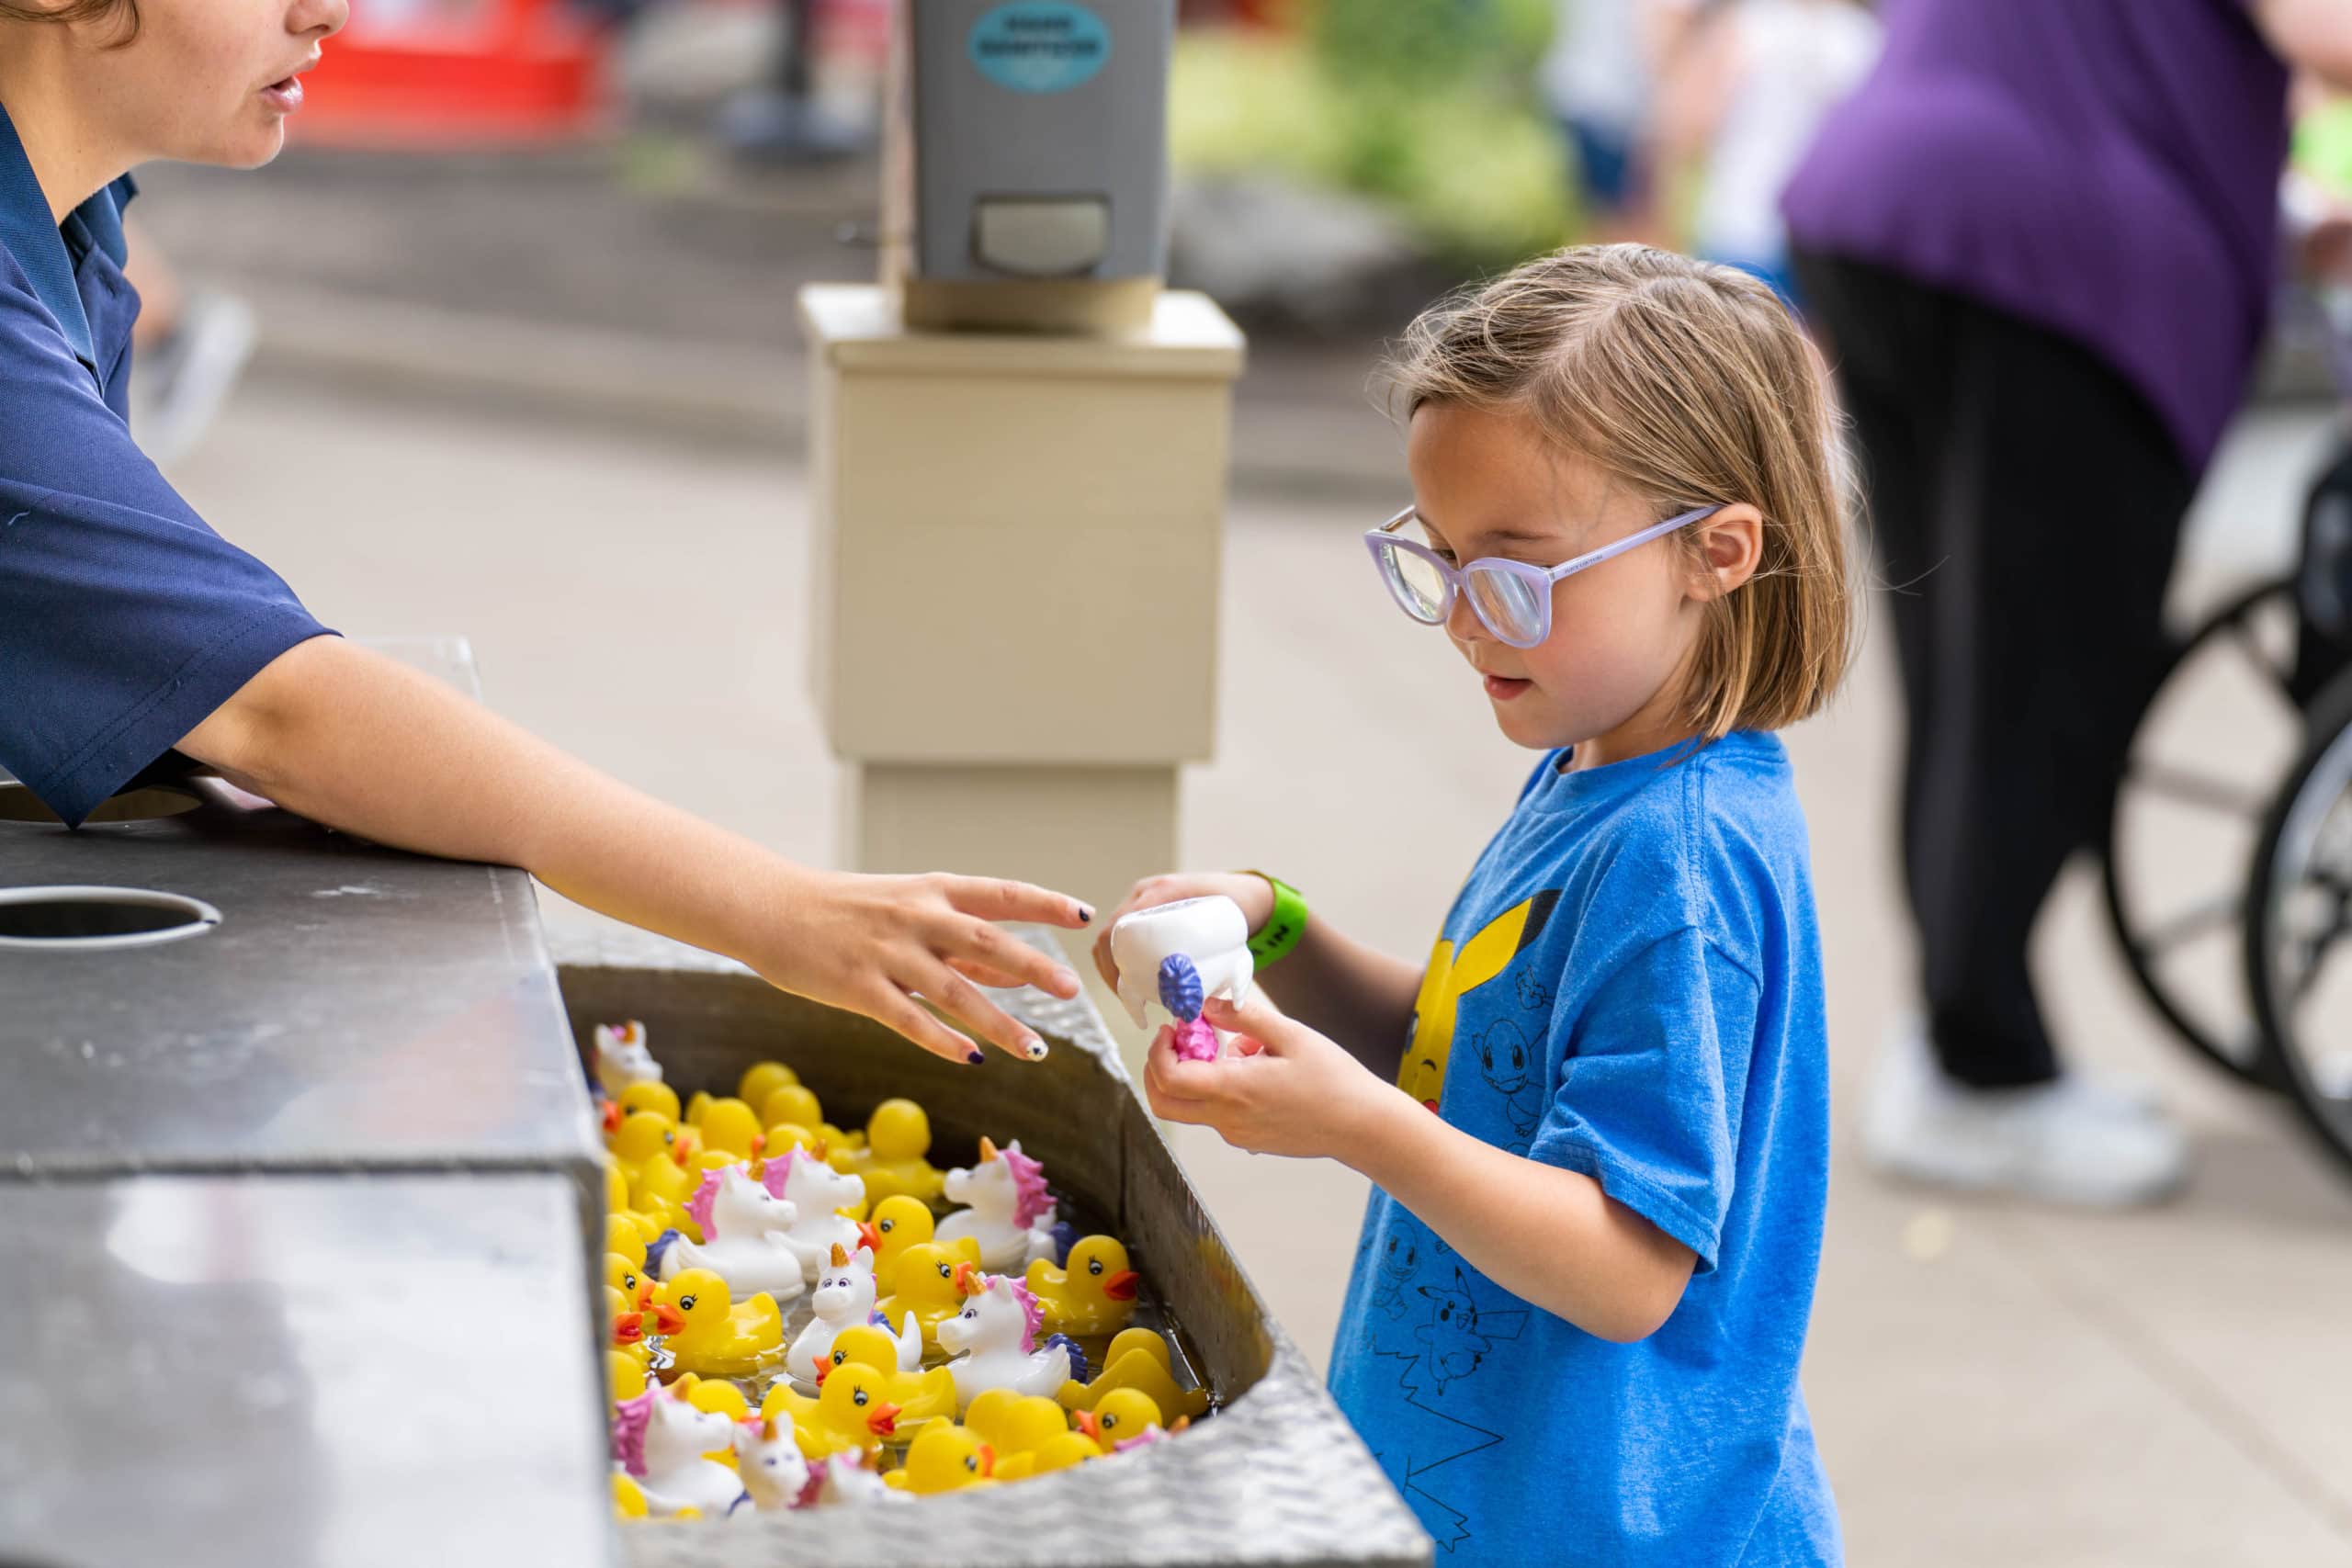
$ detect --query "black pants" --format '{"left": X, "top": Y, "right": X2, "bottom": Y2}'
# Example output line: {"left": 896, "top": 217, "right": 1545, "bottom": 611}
{"left": 1792, "top": 252, "right": 2197, "bottom": 1088}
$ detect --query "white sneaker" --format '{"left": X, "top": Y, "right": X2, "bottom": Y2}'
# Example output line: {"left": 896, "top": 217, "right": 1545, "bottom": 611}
{"left": 1860, "top": 1021, "right": 2190, "bottom": 1208}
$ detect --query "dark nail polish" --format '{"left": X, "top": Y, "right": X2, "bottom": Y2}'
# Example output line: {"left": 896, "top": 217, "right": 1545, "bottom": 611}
{"left": 967, "top": 1050, "right": 986, "bottom": 1066}
{"left": 1025, "top": 1039, "right": 1049, "bottom": 1060}
{"left": 1079, "top": 905, "right": 1094, "bottom": 925}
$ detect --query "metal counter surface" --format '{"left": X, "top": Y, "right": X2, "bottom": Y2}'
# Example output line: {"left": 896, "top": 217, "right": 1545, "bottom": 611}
{"left": 0, "top": 637, "right": 601, "bottom": 1188}
{"left": 0, "top": 1172, "right": 614, "bottom": 1568}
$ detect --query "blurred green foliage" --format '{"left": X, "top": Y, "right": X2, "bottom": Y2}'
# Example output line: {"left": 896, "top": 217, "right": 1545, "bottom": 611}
{"left": 1170, "top": 2, "right": 1576, "bottom": 270}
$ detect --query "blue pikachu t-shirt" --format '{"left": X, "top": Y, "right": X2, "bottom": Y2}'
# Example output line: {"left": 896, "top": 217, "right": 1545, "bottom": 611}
{"left": 1329, "top": 731, "right": 1839, "bottom": 1565}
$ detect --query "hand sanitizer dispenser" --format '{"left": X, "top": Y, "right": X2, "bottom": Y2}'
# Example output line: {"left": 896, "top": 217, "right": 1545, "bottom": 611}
{"left": 883, "top": 0, "right": 1174, "bottom": 333}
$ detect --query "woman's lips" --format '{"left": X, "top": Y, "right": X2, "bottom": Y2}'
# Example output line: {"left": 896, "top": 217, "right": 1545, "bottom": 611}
{"left": 1483, "top": 673, "right": 1532, "bottom": 701}
{"left": 260, "top": 76, "right": 305, "bottom": 113}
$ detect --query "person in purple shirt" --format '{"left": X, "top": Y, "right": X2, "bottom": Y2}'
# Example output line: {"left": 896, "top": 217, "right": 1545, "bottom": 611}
{"left": 1782, "top": 1, "right": 2352, "bottom": 1206}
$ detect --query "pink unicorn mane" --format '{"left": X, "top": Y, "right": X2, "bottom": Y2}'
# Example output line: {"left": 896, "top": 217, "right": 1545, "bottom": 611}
{"left": 1001, "top": 1142, "right": 1051, "bottom": 1228}
{"left": 685, "top": 1167, "right": 727, "bottom": 1238}
{"left": 759, "top": 1147, "right": 809, "bottom": 1201}
{"left": 997, "top": 1274, "right": 1044, "bottom": 1353}
{"left": 611, "top": 1386, "right": 658, "bottom": 1477}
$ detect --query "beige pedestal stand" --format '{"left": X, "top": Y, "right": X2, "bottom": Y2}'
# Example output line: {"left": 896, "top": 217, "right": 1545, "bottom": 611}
{"left": 797, "top": 284, "right": 1247, "bottom": 1062}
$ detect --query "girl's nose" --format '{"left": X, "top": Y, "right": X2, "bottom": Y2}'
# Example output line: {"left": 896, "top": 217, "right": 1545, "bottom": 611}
{"left": 1444, "top": 588, "right": 1488, "bottom": 646}
{"left": 293, "top": 0, "right": 350, "bottom": 39}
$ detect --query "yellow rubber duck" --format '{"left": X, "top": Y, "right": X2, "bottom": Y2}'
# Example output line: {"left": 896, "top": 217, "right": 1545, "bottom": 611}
{"left": 1026, "top": 1235, "right": 1140, "bottom": 1337}
{"left": 876, "top": 1241, "right": 986, "bottom": 1352}
{"left": 830, "top": 1099, "right": 946, "bottom": 1207}
{"left": 1075, "top": 1387, "right": 1167, "bottom": 1454}
{"left": 883, "top": 1423, "right": 997, "bottom": 1495}
{"left": 692, "top": 1097, "right": 766, "bottom": 1160}
{"left": 864, "top": 1195, "right": 940, "bottom": 1296}
{"left": 629, "top": 1151, "right": 703, "bottom": 1239}
{"left": 650, "top": 1267, "right": 784, "bottom": 1379}
{"left": 611, "top": 1111, "right": 699, "bottom": 1183}
{"left": 737, "top": 1059, "right": 798, "bottom": 1111}
{"left": 1057, "top": 1327, "right": 1210, "bottom": 1420}
{"left": 606, "top": 1252, "right": 657, "bottom": 1372}
{"left": 616, "top": 1079, "right": 682, "bottom": 1124}
{"left": 759, "top": 1084, "right": 863, "bottom": 1156}
{"left": 1005, "top": 1427, "right": 1097, "bottom": 1479}
{"left": 761, "top": 1360, "right": 905, "bottom": 1462}
{"left": 608, "top": 1349, "right": 648, "bottom": 1404}
{"left": 819, "top": 1325, "right": 957, "bottom": 1427}
{"left": 962, "top": 1391, "right": 1075, "bottom": 1482}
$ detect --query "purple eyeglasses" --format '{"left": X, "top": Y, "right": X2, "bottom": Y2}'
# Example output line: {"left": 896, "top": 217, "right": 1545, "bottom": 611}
{"left": 1363, "top": 503, "right": 1720, "bottom": 649}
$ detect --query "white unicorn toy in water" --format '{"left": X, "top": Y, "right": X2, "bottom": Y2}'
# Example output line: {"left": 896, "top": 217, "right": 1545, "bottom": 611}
{"left": 594, "top": 1020, "right": 663, "bottom": 1098}
{"left": 787, "top": 1241, "right": 920, "bottom": 1390}
{"left": 938, "top": 1137, "right": 1058, "bottom": 1272}
{"left": 649, "top": 1164, "right": 805, "bottom": 1303}
{"left": 811, "top": 1450, "right": 909, "bottom": 1507}
{"left": 761, "top": 1148, "right": 869, "bottom": 1283}
{"left": 611, "top": 1383, "right": 743, "bottom": 1518}
{"left": 729, "top": 1413, "right": 811, "bottom": 1513}
{"left": 935, "top": 1270, "right": 1086, "bottom": 1413}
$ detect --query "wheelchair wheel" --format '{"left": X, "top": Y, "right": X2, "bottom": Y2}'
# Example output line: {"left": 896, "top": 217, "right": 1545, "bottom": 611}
{"left": 2104, "top": 580, "right": 2307, "bottom": 1084}
{"left": 2247, "top": 670, "right": 2352, "bottom": 1177}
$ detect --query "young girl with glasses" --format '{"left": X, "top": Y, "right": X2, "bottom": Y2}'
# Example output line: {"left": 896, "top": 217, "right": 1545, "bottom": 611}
{"left": 1096, "top": 245, "right": 1855, "bottom": 1564}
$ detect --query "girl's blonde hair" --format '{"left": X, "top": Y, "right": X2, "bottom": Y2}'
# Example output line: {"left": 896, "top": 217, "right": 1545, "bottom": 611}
{"left": 1388, "top": 244, "right": 1854, "bottom": 738}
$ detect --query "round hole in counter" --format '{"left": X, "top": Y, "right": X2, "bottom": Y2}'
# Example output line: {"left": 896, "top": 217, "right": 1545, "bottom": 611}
{"left": 0, "top": 886, "right": 220, "bottom": 950}
{"left": 0, "top": 783, "right": 200, "bottom": 826}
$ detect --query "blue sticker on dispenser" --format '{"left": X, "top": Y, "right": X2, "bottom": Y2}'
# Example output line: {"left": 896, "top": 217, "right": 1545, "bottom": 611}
{"left": 969, "top": 2, "right": 1112, "bottom": 94}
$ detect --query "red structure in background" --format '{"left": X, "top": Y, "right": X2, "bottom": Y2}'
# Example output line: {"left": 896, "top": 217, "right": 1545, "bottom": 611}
{"left": 294, "top": 0, "right": 611, "bottom": 146}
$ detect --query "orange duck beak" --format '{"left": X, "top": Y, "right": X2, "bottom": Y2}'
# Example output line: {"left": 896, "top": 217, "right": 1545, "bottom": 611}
{"left": 856, "top": 1220, "right": 883, "bottom": 1253}
{"left": 1102, "top": 1270, "right": 1139, "bottom": 1302}
{"left": 865, "top": 1401, "right": 903, "bottom": 1438}
{"left": 612, "top": 1313, "right": 645, "bottom": 1346}
{"left": 648, "top": 1302, "right": 688, "bottom": 1336}
{"left": 813, "top": 1359, "right": 830, "bottom": 1386}
{"left": 953, "top": 1261, "right": 980, "bottom": 1298}
{"left": 978, "top": 1442, "right": 997, "bottom": 1478}
{"left": 599, "top": 1099, "right": 623, "bottom": 1134}
{"left": 1074, "top": 1409, "right": 1101, "bottom": 1442}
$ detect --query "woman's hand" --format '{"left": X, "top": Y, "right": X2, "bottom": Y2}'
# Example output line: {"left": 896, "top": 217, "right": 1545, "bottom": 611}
{"left": 1141, "top": 990, "right": 1397, "bottom": 1161}
{"left": 737, "top": 868, "right": 1091, "bottom": 1066}
{"left": 1091, "top": 872, "right": 1276, "bottom": 993}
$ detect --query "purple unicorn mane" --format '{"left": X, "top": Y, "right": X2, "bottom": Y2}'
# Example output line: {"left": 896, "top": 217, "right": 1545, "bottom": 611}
{"left": 684, "top": 1167, "right": 727, "bottom": 1238}
{"left": 1001, "top": 1141, "right": 1051, "bottom": 1228}
{"left": 611, "top": 1386, "right": 658, "bottom": 1477}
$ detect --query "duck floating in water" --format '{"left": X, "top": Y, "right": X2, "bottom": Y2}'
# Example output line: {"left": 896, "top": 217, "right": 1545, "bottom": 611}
{"left": 873, "top": 1240, "right": 984, "bottom": 1354}
{"left": 829, "top": 1099, "right": 946, "bottom": 1207}
{"left": 862, "top": 1194, "right": 941, "bottom": 1296}
{"left": 646, "top": 1266, "right": 784, "bottom": 1379}
{"left": 883, "top": 1423, "right": 998, "bottom": 1495}
{"left": 761, "top": 1359, "right": 906, "bottom": 1463}
{"left": 936, "top": 1271, "right": 1087, "bottom": 1413}
{"left": 938, "top": 1137, "right": 1058, "bottom": 1272}
{"left": 816, "top": 1324, "right": 956, "bottom": 1429}
{"left": 1026, "top": 1234, "right": 1141, "bottom": 1337}
{"left": 1057, "top": 1325, "right": 1210, "bottom": 1420}
{"left": 962, "top": 1390, "right": 1079, "bottom": 1482}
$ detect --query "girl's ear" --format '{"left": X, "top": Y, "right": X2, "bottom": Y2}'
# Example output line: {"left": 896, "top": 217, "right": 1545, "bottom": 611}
{"left": 1689, "top": 504, "right": 1763, "bottom": 602}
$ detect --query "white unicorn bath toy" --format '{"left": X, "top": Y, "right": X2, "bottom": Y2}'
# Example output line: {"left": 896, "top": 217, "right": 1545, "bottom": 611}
{"left": 1108, "top": 897, "right": 1254, "bottom": 1032}
{"left": 649, "top": 1164, "right": 805, "bottom": 1303}
{"left": 594, "top": 1020, "right": 664, "bottom": 1098}
{"left": 938, "top": 1137, "right": 1057, "bottom": 1273}
{"left": 611, "top": 1383, "right": 743, "bottom": 1517}
{"left": 730, "top": 1413, "right": 811, "bottom": 1513}
{"left": 787, "top": 1241, "right": 921, "bottom": 1390}
{"left": 936, "top": 1271, "right": 1086, "bottom": 1412}
{"left": 761, "top": 1148, "right": 869, "bottom": 1283}
{"left": 811, "top": 1450, "right": 909, "bottom": 1507}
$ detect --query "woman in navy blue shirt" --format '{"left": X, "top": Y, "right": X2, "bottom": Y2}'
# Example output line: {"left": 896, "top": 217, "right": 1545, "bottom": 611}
{"left": 0, "top": 0, "right": 1090, "bottom": 1065}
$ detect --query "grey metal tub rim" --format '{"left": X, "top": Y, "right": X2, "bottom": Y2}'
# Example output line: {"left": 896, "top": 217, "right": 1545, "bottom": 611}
{"left": 553, "top": 925, "right": 1430, "bottom": 1568}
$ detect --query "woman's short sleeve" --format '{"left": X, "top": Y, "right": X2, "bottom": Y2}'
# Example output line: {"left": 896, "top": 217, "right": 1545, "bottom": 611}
{"left": 0, "top": 261, "right": 330, "bottom": 825}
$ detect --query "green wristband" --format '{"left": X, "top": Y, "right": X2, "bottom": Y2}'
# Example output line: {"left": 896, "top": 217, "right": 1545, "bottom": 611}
{"left": 1242, "top": 870, "right": 1308, "bottom": 969}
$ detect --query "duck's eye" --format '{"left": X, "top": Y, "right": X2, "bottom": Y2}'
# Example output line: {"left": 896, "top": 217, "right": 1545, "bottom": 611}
{"left": 1102, "top": 1414, "right": 1119, "bottom": 1430}
{"left": 964, "top": 1455, "right": 979, "bottom": 1472}
{"left": 1088, "top": 1258, "right": 1103, "bottom": 1276}
{"left": 623, "top": 1271, "right": 637, "bottom": 1290}
{"left": 832, "top": 1349, "right": 848, "bottom": 1366}
{"left": 879, "top": 1219, "right": 895, "bottom": 1234}
{"left": 662, "top": 1130, "right": 675, "bottom": 1144}
{"left": 854, "top": 1388, "right": 868, "bottom": 1406}
{"left": 937, "top": 1263, "right": 953, "bottom": 1280}
{"left": 678, "top": 1294, "right": 697, "bottom": 1312}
